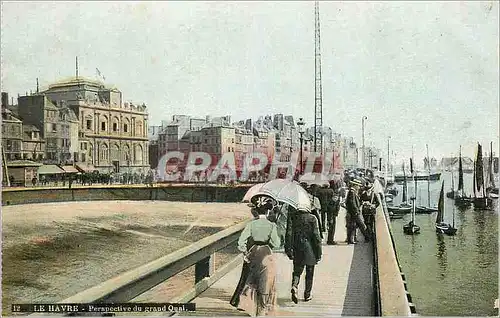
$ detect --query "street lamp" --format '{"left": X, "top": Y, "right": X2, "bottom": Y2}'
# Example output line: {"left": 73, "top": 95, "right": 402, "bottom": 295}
{"left": 297, "top": 118, "right": 305, "bottom": 175}
{"left": 362, "top": 116, "right": 367, "bottom": 170}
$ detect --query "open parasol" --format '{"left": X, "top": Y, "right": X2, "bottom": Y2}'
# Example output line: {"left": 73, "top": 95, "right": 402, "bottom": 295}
{"left": 252, "top": 179, "right": 312, "bottom": 212}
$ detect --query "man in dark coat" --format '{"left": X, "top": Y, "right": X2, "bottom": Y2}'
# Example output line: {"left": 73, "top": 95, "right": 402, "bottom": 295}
{"left": 317, "top": 185, "right": 329, "bottom": 233}
{"left": 345, "top": 178, "right": 372, "bottom": 244}
{"left": 360, "top": 181, "right": 380, "bottom": 235}
{"left": 325, "top": 182, "right": 340, "bottom": 245}
{"left": 285, "top": 207, "right": 322, "bottom": 303}
{"left": 301, "top": 183, "right": 323, "bottom": 239}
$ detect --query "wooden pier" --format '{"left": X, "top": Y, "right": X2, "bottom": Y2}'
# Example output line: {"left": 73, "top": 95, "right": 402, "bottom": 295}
{"left": 179, "top": 208, "right": 375, "bottom": 316}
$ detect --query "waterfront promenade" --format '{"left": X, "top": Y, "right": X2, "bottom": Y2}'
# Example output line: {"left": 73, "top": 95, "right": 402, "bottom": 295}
{"left": 179, "top": 207, "right": 375, "bottom": 317}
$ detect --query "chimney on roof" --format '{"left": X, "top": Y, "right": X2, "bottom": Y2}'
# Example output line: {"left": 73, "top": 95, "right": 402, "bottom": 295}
{"left": 36, "top": 78, "right": 39, "bottom": 93}
{"left": 1, "top": 92, "right": 8, "bottom": 108}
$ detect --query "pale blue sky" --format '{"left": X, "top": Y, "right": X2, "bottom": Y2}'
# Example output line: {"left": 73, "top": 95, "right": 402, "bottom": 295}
{"left": 1, "top": 1, "right": 498, "bottom": 165}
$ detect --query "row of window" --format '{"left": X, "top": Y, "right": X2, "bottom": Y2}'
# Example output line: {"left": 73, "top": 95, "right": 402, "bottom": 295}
{"left": 4, "top": 153, "right": 44, "bottom": 160}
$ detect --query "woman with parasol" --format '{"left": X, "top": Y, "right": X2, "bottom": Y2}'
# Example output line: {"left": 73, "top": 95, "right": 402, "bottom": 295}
{"left": 230, "top": 195, "right": 281, "bottom": 316}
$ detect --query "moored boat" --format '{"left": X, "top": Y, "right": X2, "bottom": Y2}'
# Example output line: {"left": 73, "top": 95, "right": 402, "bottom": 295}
{"left": 416, "top": 205, "right": 438, "bottom": 213}
{"left": 473, "top": 143, "right": 493, "bottom": 210}
{"left": 435, "top": 181, "right": 457, "bottom": 236}
{"left": 454, "top": 146, "right": 472, "bottom": 207}
{"left": 403, "top": 157, "right": 420, "bottom": 235}
{"left": 485, "top": 142, "right": 498, "bottom": 199}
{"left": 389, "top": 162, "right": 412, "bottom": 214}
{"left": 395, "top": 172, "right": 441, "bottom": 182}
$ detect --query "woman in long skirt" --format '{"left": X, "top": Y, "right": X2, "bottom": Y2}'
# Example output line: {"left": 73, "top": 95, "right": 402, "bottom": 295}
{"left": 230, "top": 197, "right": 281, "bottom": 316}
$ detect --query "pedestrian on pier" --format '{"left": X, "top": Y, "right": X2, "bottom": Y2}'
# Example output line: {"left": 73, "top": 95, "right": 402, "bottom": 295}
{"left": 326, "top": 181, "right": 340, "bottom": 245}
{"left": 360, "top": 180, "right": 380, "bottom": 235}
{"left": 302, "top": 183, "right": 323, "bottom": 240}
{"left": 345, "top": 178, "right": 372, "bottom": 244}
{"left": 231, "top": 197, "right": 281, "bottom": 316}
{"left": 285, "top": 205, "right": 322, "bottom": 303}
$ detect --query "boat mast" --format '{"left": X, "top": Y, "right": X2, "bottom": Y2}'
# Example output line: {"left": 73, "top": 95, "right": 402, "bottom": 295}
{"left": 412, "top": 146, "right": 417, "bottom": 204}
{"left": 458, "top": 146, "right": 464, "bottom": 196}
{"left": 386, "top": 136, "right": 390, "bottom": 183}
{"left": 490, "top": 141, "right": 495, "bottom": 188}
{"left": 452, "top": 202, "right": 455, "bottom": 228}
{"left": 426, "top": 144, "right": 431, "bottom": 207}
{"left": 411, "top": 156, "right": 416, "bottom": 225}
{"left": 473, "top": 159, "right": 477, "bottom": 199}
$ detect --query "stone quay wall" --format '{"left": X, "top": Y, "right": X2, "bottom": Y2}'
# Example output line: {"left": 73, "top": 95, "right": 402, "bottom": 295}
{"left": 1, "top": 185, "right": 253, "bottom": 206}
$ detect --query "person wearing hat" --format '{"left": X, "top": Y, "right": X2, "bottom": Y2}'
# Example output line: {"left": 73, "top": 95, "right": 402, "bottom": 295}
{"left": 285, "top": 205, "right": 322, "bottom": 304}
{"left": 360, "top": 180, "right": 380, "bottom": 235}
{"left": 299, "top": 183, "right": 324, "bottom": 240}
{"left": 345, "top": 178, "right": 372, "bottom": 244}
{"left": 308, "top": 184, "right": 324, "bottom": 235}
{"left": 325, "top": 181, "right": 341, "bottom": 245}
{"left": 231, "top": 197, "right": 281, "bottom": 315}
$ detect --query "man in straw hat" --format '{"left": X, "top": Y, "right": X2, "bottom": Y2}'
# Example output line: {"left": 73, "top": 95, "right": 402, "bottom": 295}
{"left": 345, "top": 178, "right": 372, "bottom": 244}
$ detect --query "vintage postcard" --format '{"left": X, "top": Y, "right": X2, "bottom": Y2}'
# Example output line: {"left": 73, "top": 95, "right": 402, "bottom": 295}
{"left": 1, "top": 1, "right": 498, "bottom": 317}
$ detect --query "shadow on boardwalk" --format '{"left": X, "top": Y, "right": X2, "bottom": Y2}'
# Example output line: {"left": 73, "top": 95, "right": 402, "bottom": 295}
{"left": 341, "top": 232, "right": 374, "bottom": 316}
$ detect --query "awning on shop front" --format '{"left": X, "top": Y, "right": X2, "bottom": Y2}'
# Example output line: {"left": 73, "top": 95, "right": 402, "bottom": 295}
{"left": 38, "top": 164, "right": 65, "bottom": 174}
{"left": 6, "top": 160, "right": 43, "bottom": 167}
{"left": 61, "top": 165, "right": 80, "bottom": 173}
{"left": 75, "top": 164, "right": 98, "bottom": 173}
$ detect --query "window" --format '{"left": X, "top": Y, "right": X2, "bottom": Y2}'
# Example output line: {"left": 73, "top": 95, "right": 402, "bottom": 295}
{"left": 228, "top": 147, "right": 231, "bottom": 152}
{"left": 101, "top": 122, "right": 106, "bottom": 131}
{"left": 113, "top": 123, "right": 118, "bottom": 132}
{"left": 86, "top": 120, "right": 92, "bottom": 130}
{"left": 124, "top": 124, "right": 128, "bottom": 132}
{"left": 52, "top": 123, "right": 57, "bottom": 132}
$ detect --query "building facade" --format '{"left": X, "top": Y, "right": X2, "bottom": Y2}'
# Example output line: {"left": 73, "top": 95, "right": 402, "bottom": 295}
{"left": 36, "top": 77, "right": 150, "bottom": 173}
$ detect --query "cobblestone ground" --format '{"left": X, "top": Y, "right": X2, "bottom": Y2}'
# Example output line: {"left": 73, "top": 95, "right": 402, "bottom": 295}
{"left": 2, "top": 201, "right": 250, "bottom": 315}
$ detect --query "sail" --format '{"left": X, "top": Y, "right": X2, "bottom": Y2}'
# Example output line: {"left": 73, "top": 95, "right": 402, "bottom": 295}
{"left": 475, "top": 143, "right": 485, "bottom": 195}
{"left": 458, "top": 149, "right": 464, "bottom": 192}
{"left": 473, "top": 160, "right": 477, "bottom": 198}
{"left": 402, "top": 162, "right": 407, "bottom": 202}
{"left": 436, "top": 181, "right": 445, "bottom": 224}
{"left": 489, "top": 142, "right": 496, "bottom": 188}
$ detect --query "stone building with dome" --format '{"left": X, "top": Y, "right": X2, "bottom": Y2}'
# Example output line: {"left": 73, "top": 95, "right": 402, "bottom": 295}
{"left": 17, "top": 77, "right": 149, "bottom": 174}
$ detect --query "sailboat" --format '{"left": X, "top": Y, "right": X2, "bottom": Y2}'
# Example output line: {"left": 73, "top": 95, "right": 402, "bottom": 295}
{"left": 486, "top": 141, "right": 498, "bottom": 199}
{"left": 446, "top": 169, "right": 455, "bottom": 199}
{"left": 436, "top": 180, "right": 457, "bottom": 235}
{"left": 454, "top": 146, "right": 472, "bottom": 207}
{"left": 403, "top": 157, "right": 420, "bottom": 235}
{"left": 388, "top": 161, "right": 412, "bottom": 214}
{"left": 473, "top": 143, "right": 493, "bottom": 210}
{"left": 416, "top": 144, "right": 438, "bottom": 214}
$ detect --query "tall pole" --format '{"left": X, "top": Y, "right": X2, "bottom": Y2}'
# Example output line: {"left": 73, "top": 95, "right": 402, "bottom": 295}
{"left": 76, "top": 56, "right": 79, "bottom": 79}
{"left": 314, "top": 1, "right": 323, "bottom": 154}
{"left": 426, "top": 144, "right": 430, "bottom": 207}
{"left": 299, "top": 132, "right": 304, "bottom": 175}
{"left": 362, "top": 116, "right": 367, "bottom": 169}
{"left": 386, "top": 136, "right": 391, "bottom": 180}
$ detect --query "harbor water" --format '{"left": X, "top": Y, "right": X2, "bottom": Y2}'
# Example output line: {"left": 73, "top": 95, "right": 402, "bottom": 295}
{"left": 389, "top": 171, "right": 498, "bottom": 316}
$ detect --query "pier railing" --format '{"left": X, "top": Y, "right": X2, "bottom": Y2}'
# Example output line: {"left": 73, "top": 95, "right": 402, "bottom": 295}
{"left": 55, "top": 220, "right": 250, "bottom": 315}
{"left": 374, "top": 182, "right": 418, "bottom": 316}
